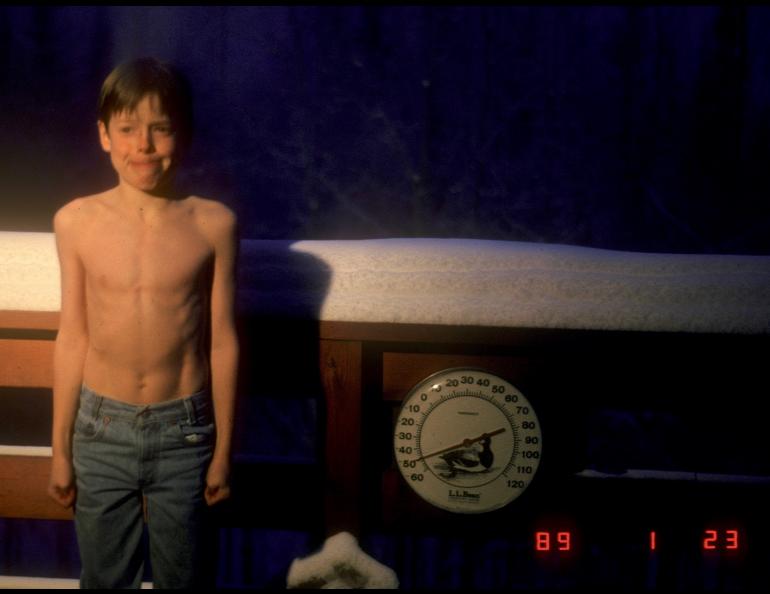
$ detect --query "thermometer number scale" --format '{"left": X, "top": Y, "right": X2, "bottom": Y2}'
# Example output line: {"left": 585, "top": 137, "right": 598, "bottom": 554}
{"left": 393, "top": 368, "right": 542, "bottom": 514}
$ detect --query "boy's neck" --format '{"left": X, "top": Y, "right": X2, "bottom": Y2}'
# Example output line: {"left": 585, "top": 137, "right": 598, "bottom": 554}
{"left": 115, "top": 180, "right": 183, "bottom": 213}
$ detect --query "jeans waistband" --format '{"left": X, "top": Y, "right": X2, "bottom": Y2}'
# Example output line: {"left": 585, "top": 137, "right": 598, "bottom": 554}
{"left": 79, "top": 384, "right": 211, "bottom": 425}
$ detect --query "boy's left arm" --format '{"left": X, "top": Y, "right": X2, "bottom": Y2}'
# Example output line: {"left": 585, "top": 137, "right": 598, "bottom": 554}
{"left": 205, "top": 206, "right": 240, "bottom": 506}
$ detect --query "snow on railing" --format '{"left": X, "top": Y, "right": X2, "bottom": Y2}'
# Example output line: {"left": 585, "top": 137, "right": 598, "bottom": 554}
{"left": 3, "top": 232, "right": 769, "bottom": 333}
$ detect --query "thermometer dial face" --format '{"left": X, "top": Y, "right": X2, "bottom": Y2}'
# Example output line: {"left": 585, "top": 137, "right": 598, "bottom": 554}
{"left": 393, "top": 368, "right": 542, "bottom": 514}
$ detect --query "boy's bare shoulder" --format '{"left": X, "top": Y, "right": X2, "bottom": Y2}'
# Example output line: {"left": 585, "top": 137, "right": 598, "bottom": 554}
{"left": 53, "top": 191, "right": 113, "bottom": 233}
{"left": 187, "top": 196, "right": 238, "bottom": 241}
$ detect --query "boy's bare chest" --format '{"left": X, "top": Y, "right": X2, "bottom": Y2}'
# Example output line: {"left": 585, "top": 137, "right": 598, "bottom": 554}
{"left": 81, "top": 218, "right": 213, "bottom": 292}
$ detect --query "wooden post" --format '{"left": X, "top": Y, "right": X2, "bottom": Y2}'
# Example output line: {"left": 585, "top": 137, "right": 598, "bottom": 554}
{"left": 319, "top": 339, "right": 362, "bottom": 536}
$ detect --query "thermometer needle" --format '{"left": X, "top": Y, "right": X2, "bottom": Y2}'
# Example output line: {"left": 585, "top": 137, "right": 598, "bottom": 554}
{"left": 415, "top": 428, "right": 506, "bottom": 462}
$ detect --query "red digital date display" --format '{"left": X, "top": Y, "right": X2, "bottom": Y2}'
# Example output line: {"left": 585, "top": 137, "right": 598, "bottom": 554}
{"left": 531, "top": 528, "right": 743, "bottom": 553}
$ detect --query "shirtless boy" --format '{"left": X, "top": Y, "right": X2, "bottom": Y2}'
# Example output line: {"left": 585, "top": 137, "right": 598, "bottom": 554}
{"left": 47, "top": 57, "right": 239, "bottom": 588}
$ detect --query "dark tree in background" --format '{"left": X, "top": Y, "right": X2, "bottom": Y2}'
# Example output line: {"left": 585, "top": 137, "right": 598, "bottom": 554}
{"left": 1, "top": 5, "right": 769, "bottom": 254}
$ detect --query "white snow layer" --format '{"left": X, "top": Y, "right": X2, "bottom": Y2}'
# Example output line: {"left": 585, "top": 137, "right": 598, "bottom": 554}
{"left": 2, "top": 232, "right": 770, "bottom": 333}
{"left": 0, "top": 232, "right": 60, "bottom": 312}
{"left": 286, "top": 531, "right": 398, "bottom": 589}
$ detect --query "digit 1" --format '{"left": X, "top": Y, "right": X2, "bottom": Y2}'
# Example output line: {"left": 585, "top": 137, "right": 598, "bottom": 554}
{"left": 650, "top": 530, "right": 656, "bottom": 551}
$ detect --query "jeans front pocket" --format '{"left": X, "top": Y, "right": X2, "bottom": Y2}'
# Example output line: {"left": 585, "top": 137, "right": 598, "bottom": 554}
{"left": 74, "top": 412, "right": 109, "bottom": 443}
{"left": 177, "top": 421, "right": 216, "bottom": 446}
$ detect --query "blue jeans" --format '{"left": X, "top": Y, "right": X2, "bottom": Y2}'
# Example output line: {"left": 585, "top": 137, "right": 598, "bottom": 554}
{"left": 73, "top": 385, "right": 215, "bottom": 589}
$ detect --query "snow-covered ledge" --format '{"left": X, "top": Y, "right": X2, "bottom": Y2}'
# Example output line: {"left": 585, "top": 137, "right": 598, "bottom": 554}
{"left": 2, "top": 232, "right": 769, "bottom": 334}
{"left": 247, "top": 238, "right": 770, "bottom": 334}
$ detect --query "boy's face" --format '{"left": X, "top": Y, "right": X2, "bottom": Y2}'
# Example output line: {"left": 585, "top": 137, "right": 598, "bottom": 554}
{"left": 98, "top": 93, "right": 178, "bottom": 195}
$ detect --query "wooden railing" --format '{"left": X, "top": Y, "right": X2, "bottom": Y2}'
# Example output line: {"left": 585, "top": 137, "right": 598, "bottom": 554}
{"left": 0, "top": 310, "right": 67, "bottom": 520}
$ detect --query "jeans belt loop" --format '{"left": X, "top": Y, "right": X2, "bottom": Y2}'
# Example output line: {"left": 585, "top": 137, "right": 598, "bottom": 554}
{"left": 184, "top": 397, "right": 195, "bottom": 424}
{"left": 92, "top": 395, "right": 103, "bottom": 420}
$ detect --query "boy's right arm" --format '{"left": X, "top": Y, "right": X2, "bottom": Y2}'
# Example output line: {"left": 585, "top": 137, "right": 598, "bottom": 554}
{"left": 48, "top": 203, "right": 89, "bottom": 508}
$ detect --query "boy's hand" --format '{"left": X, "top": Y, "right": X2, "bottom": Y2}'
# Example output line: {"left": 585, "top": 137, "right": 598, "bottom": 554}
{"left": 48, "top": 456, "right": 77, "bottom": 508}
{"left": 205, "top": 458, "right": 231, "bottom": 506}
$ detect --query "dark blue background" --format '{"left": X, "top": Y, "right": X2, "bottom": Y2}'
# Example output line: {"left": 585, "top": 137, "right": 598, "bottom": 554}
{"left": 2, "top": 5, "right": 770, "bottom": 254}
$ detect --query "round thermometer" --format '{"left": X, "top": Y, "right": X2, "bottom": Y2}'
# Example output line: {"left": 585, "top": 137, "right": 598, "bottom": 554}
{"left": 393, "top": 368, "right": 542, "bottom": 514}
